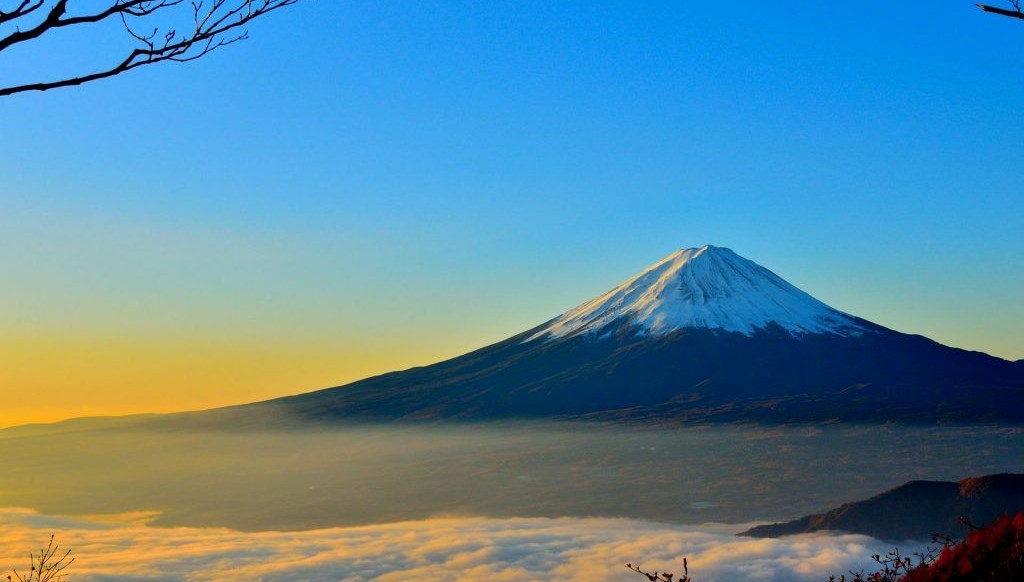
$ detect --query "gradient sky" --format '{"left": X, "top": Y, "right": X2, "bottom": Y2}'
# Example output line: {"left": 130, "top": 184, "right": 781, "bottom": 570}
{"left": 1, "top": 1, "right": 1022, "bottom": 427}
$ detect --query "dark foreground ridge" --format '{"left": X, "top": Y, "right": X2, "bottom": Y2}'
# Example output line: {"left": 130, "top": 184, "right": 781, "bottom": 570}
{"left": 740, "top": 473, "right": 1024, "bottom": 541}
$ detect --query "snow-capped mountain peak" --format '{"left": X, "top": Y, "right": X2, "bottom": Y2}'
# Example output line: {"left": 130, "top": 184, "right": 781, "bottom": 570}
{"left": 528, "top": 245, "right": 865, "bottom": 341}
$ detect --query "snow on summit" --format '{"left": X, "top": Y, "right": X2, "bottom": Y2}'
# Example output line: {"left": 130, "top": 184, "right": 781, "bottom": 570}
{"left": 529, "top": 245, "right": 865, "bottom": 341}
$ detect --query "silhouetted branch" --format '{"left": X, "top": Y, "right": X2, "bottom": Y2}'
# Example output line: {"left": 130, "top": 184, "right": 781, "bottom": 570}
{"left": 0, "top": 0, "right": 45, "bottom": 26}
{"left": 977, "top": 1, "right": 1024, "bottom": 20}
{"left": 6, "top": 534, "right": 74, "bottom": 582}
{"left": 0, "top": 0, "right": 299, "bottom": 97}
{"left": 625, "top": 557, "right": 690, "bottom": 582}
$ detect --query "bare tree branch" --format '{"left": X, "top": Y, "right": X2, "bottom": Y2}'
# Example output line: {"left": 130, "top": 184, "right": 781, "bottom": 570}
{"left": 0, "top": 1, "right": 154, "bottom": 52}
{"left": 977, "top": 1, "right": 1024, "bottom": 20}
{"left": 0, "top": 1, "right": 45, "bottom": 26}
{"left": 625, "top": 558, "right": 691, "bottom": 582}
{"left": 0, "top": 0, "right": 299, "bottom": 97}
{"left": 7, "top": 534, "right": 74, "bottom": 582}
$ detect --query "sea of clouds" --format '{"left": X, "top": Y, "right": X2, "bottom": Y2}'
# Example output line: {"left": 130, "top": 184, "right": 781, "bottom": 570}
{"left": 0, "top": 507, "right": 922, "bottom": 582}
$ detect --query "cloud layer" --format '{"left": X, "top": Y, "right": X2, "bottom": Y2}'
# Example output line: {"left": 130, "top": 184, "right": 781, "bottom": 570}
{"left": 0, "top": 508, "right": 917, "bottom": 582}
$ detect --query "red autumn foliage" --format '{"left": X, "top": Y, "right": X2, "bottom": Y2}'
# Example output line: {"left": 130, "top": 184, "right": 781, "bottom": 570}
{"left": 899, "top": 512, "right": 1024, "bottom": 582}
{"left": 633, "top": 514, "right": 1024, "bottom": 582}
{"left": 828, "top": 513, "right": 1024, "bottom": 582}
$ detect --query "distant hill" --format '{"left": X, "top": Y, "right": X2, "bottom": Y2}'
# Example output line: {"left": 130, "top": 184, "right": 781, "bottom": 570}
{"left": 740, "top": 473, "right": 1024, "bottom": 541}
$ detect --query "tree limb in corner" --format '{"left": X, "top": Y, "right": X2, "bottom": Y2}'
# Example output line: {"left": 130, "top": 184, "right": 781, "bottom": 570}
{"left": 0, "top": 0, "right": 299, "bottom": 97}
{"left": 977, "top": 0, "right": 1024, "bottom": 20}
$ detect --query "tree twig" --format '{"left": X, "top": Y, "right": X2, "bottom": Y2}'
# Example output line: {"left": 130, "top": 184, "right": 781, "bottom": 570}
{"left": 0, "top": 0, "right": 298, "bottom": 97}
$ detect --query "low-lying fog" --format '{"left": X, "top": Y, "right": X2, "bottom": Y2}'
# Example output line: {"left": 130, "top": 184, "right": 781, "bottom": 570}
{"left": 1, "top": 421, "right": 1021, "bottom": 531}
{"left": 1, "top": 508, "right": 920, "bottom": 582}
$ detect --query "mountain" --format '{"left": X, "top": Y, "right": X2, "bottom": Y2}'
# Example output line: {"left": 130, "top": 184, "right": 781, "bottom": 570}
{"left": 528, "top": 246, "right": 865, "bottom": 340}
{"left": 236, "top": 245, "right": 1024, "bottom": 424}
{"left": 740, "top": 473, "right": 1024, "bottom": 541}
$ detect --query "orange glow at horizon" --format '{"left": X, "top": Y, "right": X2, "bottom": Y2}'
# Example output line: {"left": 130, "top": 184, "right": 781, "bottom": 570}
{"left": 0, "top": 333, "right": 463, "bottom": 429}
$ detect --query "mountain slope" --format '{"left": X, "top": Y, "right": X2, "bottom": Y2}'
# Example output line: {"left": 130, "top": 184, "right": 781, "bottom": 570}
{"left": 239, "top": 246, "right": 1024, "bottom": 424}
{"left": 257, "top": 324, "right": 1022, "bottom": 424}
{"left": 740, "top": 473, "right": 1024, "bottom": 541}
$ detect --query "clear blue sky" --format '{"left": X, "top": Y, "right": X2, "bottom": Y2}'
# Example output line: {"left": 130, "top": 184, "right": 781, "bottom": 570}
{"left": 1, "top": 1, "right": 1021, "bottom": 423}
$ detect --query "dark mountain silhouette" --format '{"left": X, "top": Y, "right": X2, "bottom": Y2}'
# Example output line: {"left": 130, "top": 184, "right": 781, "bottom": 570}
{"left": 740, "top": 473, "right": 1024, "bottom": 541}
{"left": 209, "top": 246, "right": 1024, "bottom": 425}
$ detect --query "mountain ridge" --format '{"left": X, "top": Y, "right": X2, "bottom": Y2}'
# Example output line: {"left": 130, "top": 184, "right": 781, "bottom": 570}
{"left": 155, "top": 246, "right": 1024, "bottom": 426}
{"left": 740, "top": 473, "right": 1024, "bottom": 541}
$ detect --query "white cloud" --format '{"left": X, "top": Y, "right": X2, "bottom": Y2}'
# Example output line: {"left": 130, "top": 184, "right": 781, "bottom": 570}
{"left": 0, "top": 508, "right": 919, "bottom": 582}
